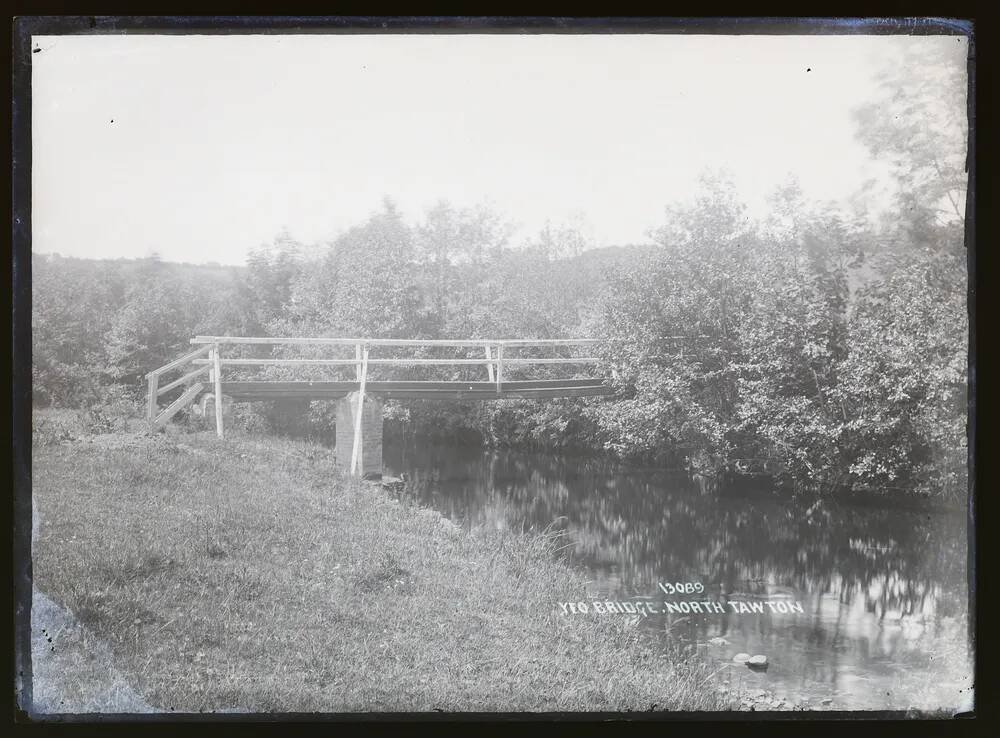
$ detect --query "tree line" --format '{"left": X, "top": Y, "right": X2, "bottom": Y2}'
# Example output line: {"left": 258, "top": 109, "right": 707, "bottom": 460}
{"left": 31, "top": 46, "right": 968, "bottom": 499}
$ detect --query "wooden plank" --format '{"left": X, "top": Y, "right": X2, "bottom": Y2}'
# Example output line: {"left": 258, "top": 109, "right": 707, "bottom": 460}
{"left": 350, "top": 346, "right": 369, "bottom": 476}
{"left": 146, "top": 375, "right": 158, "bottom": 423}
{"left": 213, "top": 344, "right": 224, "bottom": 439}
{"left": 483, "top": 378, "right": 605, "bottom": 389}
{"left": 224, "top": 392, "right": 352, "bottom": 400}
{"left": 193, "top": 359, "right": 359, "bottom": 366}
{"left": 370, "top": 386, "right": 615, "bottom": 400}
{"left": 157, "top": 365, "right": 210, "bottom": 396}
{"left": 220, "top": 387, "right": 614, "bottom": 401}
{"left": 220, "top": 381, "right": 354, "bottom": 391}
{"left": 196, "top": 358, "right": 498, "bottom": 366}
{"left": 491, "top": 339, "right": 600, "bottom": 347}
{"left": 219, "top": 378, "right": 606, "bottom": 392}
{"left": 485, "top": 345, "right": 495, "bottom": 383}
{"left": 500, "top": 386, "right": 614, "bottom": 399}
{"left": 191, "top": 336, "right": 600, "bottom": 347}
{"left": 146, "top": 344, "right": 212, "bottom": 379}
{"left": 193, "top": 336, "right": 491, "bottom": 347}
{"left": 366, "top": 358, "right": 494, "bottom": 366}
{"left": 496, "top": 343, "right": 503, "bottom": 393}
{"left": 501, "top": 358, "right": 600, "bottom": 365}
{"left": 197, "top": 357, "right": 597, "bottom": 367}
{"left": 152, "top": 383, "right": 205, "bottom": 428}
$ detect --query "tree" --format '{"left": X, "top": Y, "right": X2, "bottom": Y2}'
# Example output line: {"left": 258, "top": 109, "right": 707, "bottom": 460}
{"left": 414, "top": 201, "right": 515, "bottom": 333}
{"left": 288, "top": 199, "right": 427, "bottom": 338}
{"left": 839, "top": 36, "right": 970, "bottom": 498}
{"left": 596, "top": 173, "right": 761, "bottom": 471}
{"left": 533, "top": 220, "right": 590, "bottom": 261}
{"left": 242, "top": 229, "right": 304, "bottom": 331}
{"left": 32, "top": 255, "right": 126, "bottom": 406}
{"left": 734, "top": 192, "right": 857, "bottom": 490}
{"left": 852, "top": 37, "right": 969, "bottom": 260}
{"left": 104, "top": 274, "right": 205, "bottom": 389}
{"left": 834, "top": 248, "right": 967, "bottom": 499}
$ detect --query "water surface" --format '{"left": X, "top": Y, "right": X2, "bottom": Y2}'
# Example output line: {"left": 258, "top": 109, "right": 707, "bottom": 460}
{"left": 383, "top": 440, "right": 972, "bottom": 712}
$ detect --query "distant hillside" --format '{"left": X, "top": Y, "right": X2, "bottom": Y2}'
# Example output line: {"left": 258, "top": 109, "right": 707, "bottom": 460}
{"left": 32, "top": 253, "right": 246, "bottom": 283}
{"left": 563, "top": 243, "right": 658, "bottom": 287}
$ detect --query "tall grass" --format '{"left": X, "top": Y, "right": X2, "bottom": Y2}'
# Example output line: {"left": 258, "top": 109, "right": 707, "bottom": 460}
{"left": 31, "top": 420, "right": 725, "bottom": 713}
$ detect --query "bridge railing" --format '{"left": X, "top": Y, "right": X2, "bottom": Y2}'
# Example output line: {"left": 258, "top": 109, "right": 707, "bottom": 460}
{"left": 145, "top": 336, "right": 605, "bottom": 435}
{"left": 187, "top": 336, "right": 601, "bottom": 389}
{"left": 144, "top": 344, "right": 213, "bottom": 428}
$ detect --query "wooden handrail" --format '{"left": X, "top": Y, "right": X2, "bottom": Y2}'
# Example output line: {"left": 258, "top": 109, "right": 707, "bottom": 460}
{"left": 157, "top": 365, "right": 210, "bottom": 396}
{"left": 146, "top": 344, "right": 212, "bottom": 378}
{"left": 499, "top": 358, "right": 600, "bottom": 365}
{"left": 485, "top": 339, "right": 599, "bottom": 347}
{"left": 191, "top": 336, "right": 599, "bottom": 347}
{"left": 148, "top": 336, "right": 607, "bottom": 432}
{"left": 192, "top": 357, "right": 599, "bottom": 367}
{"left": 193, "top": 358, "right": 360, "bottom": 366}
{"left": 152, "top": 383, "right": 205, "bottom": 428}
{"left": 147, "top": 344, "right": 213, "bottom": 424}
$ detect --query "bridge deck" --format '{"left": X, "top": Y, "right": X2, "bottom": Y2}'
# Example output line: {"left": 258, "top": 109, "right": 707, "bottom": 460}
{"left": 146, "top": 337, "right": 613, "bottom": 455}
{"left": 219, "top": 379, "right": 614, "bottom": 401}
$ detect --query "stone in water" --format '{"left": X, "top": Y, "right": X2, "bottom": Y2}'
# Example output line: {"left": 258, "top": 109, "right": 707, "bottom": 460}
{"left": 733, "top": 653, "right": 751, "bottom": 663}
{"left": 747, "top": 655, "right": 769, "bottom": 670}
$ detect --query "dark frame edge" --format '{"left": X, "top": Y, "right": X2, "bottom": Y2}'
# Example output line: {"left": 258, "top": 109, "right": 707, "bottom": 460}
{"left": 10, "top": 15, "right": 976, "bottom": 36}
{"left": 12, "top": 14, "right": 35, "bottom": 723}
{"left": 6, "top": 14, "right": 980, "bottom": 726}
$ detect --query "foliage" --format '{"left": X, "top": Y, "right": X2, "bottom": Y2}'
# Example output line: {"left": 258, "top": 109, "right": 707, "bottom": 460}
{"left": 596, "top": 174, "right": 762, "bottom": 470}
{"left": 32, "top": 255, "right": 126, "bottom": 407}
{"left": 105, "top": 275, "right": 204, "bottom": 388}
{"left": 32, "top": 41, "right": 969, "bottom": 500}
{"left": 852, "top": 37, "right": 969, "bottom": 247}
{"left": 593, "top": 165, "right": 966, "bottom": 497}
{"left": 286, "top": 200, "right": 428, "bottom": 338}
{"left": 835, "top": 247, "right": 967, "bottom": 498}
{"left": 242, "top": 230, "right": 303, "bottom": 332}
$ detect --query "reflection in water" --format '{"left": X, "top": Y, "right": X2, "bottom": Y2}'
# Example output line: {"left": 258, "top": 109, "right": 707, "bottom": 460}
{"left": 383, "top": 440, "right": 972, "bottom": 711}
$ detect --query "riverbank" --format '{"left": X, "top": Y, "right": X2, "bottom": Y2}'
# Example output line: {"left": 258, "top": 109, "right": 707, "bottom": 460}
{"left": 215, "top": 404, "right": 967, "bottom": 511}
{"left": 29, "top": 422, "right": 725, "bottom": 713}
{"left": 384, "top": 429, "right": 968, "bottom": 515}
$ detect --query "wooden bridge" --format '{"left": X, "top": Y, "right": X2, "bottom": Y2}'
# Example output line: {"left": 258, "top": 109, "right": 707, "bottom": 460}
{"left": 146, "top": 336, "right": 614, "bottom": 477}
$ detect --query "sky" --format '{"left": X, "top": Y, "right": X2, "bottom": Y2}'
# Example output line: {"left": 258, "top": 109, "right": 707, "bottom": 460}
{"left": 31, "top": 33, "right": 968, "bottom": 265}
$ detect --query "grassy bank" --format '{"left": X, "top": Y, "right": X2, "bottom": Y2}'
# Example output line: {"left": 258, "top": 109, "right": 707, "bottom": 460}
{"left": 30, "top": 417, "right": 725, "bottom": 713}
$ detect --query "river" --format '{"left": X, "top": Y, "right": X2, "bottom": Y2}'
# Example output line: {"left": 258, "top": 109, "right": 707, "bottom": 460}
{"left": 382, "top": 439, "right": 972, "bottom": 713}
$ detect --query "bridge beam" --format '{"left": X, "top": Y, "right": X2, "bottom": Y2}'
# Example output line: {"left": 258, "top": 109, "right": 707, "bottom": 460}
{"left": 335, "top": 391, "right": 384, "bottom": 478}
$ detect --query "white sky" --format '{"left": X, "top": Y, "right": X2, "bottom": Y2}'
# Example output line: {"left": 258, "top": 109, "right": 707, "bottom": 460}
{"left": 31, "top": 33, "right": 967, "bottom": 265}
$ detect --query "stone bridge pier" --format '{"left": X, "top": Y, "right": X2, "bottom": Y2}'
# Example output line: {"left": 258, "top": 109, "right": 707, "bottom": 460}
{"left": 335, "top": 391, "right": 384, "bottom": 478}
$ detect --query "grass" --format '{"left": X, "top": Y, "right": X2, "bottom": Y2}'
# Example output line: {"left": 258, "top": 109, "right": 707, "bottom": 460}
{"left": 30, "top": 414, "right": 728, "bottom": 713}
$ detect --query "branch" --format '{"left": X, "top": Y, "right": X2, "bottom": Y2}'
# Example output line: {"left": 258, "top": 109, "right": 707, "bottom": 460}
{"left": 931, "top": 157, "right": 965, "bottom": 220}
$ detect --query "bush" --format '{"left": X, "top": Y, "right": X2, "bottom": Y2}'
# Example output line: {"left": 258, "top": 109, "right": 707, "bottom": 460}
{"left": 227, "top": 403, "right": 272, "bottom": 435}
{"left": 33, "top": 409, "right": 87, "bottom": 446}
{"left": 82, "top": 386, "right": 144, "bottom": 434}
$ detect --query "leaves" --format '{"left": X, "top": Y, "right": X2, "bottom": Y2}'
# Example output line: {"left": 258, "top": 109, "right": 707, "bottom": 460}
{"left": 591, "top": 171, "right": 967, "bottom": 497}
{"left": 33, "top": 133, "right": 968, "bottom": 501}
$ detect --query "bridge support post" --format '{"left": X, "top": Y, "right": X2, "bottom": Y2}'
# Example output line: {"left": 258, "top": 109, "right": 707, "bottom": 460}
{"left": 212, "top": 343, "right": 224, "bottom": 439}
{"left": 335, "top": 391, "right": 383, "bottom": 478}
